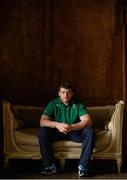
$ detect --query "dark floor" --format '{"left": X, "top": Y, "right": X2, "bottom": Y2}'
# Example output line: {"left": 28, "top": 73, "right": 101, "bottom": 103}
{"left": 0, "top": 159, "right": 127, "bottom": 179}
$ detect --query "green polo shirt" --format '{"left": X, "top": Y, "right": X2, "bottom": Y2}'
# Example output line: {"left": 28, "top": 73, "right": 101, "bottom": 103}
{"left": 43, "top": 97, "right": 88, "bottom": 125}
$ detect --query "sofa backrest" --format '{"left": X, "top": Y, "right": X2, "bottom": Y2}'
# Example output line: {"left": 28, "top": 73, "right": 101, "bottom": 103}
{"left": 11, "top": 105, "right": 43, "bottom": 129}
{"left": 88, "top": 106, "right": 115, "bottom": 129}
{"left": 11, "top": 104, "right": 115, "bottom": 130}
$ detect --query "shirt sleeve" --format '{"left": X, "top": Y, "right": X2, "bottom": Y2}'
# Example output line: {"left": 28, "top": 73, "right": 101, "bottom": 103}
{"left": 79, "top": 103, "right": 88, "bottom": 117}
{"left": 43, "top": 101, "right": 55, "bottom": 118}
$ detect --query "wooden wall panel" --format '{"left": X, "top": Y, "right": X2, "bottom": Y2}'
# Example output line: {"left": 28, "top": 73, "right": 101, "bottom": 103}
{"left": 49, "top": 0, "right": 118, "bottom": 104}
{"left": 0, "top": 0, "right": 48, "bottom": 105}
{"left": 0, "top": 0, "right": 123, "bottom": 106}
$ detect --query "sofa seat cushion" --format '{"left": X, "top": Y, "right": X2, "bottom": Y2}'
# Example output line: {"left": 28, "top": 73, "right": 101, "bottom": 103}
{"left": 15, "top": 128, "right": 39, "bottom": 146}
{"left": 15, "top": 128, "right": 112, "bottom": 153}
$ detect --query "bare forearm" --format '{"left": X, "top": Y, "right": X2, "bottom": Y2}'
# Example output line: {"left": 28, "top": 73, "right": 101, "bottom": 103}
{"left": 40, "top": 118, "right": 58, "bottom": 128}
{"left": 40, "top": 118, "right": 70, "bottom": 134}
{"left": 70, "top": 120, "right": 92, "bottom": 131}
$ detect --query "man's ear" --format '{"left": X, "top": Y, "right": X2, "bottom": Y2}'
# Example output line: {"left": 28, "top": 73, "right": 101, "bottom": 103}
{"left": 58, "top": 91, "right": 60, "bottom": 96}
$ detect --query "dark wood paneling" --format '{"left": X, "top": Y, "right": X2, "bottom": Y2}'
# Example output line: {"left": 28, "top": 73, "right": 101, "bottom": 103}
{"left": 0, "top": 0, "right": 48, "bottom": 105}
{"left": 123, "top": 22, "right": 127, "bottom": 169}
{"left": 49, "top": 0, "right": 119, "bottom": 105}
{"left": 0, "top": 0, "right": 123, "bottom": 106}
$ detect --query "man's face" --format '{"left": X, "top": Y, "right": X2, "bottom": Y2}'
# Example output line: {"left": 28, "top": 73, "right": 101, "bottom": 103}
{"left": 58, "top": 87, "right": 74, "bottom": 105}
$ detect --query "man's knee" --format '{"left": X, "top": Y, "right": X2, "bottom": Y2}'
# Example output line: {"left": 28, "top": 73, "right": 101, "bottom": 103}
{"left": 82, "top": 126, "right": 95, "bottom": 138}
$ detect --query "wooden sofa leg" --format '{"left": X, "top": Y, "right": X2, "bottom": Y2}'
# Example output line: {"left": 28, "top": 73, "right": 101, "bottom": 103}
{"left": 116, "top": 159, "right": 122, "bottom": 173}
{"left": 59, "top": 158, "right": 65, "bottom": 171}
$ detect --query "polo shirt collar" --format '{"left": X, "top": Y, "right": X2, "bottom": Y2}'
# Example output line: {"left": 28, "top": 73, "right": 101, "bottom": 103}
{"left": 58, "top": 97, "right": 75, "bottom": 106}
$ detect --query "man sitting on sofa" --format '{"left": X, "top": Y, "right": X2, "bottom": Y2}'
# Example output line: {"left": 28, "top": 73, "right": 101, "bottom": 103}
{"left": 39, "top": 81, "right": 95, "bottom": 177}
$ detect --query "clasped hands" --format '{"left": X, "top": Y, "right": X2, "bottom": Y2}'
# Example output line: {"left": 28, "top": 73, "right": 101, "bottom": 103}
{"left": 56, "top": 122, "right": 72, "bottom": 134}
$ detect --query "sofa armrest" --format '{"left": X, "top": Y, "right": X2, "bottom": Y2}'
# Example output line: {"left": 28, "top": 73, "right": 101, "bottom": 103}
{"left": 3, "top": 100, "right": 21, "bottom": 153}
{"left": 107, "top": 100, "right": 124, "bottom": 131}
{"left": 105, "top": 100, "right": 124, "bottom": 152}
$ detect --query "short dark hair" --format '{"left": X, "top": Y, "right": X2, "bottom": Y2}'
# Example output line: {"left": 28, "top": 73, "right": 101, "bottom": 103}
{"left": 59, "top": 81, "right": 73, "bottom": 91}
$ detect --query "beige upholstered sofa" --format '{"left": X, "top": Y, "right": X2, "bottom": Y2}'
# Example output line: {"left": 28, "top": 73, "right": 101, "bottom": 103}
{"left": 3, "top": 100, "right": 124, "bottom": 172}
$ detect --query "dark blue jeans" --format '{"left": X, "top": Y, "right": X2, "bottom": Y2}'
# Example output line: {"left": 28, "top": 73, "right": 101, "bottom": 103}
{"left": 39, "top": 126, "right": 95, "bottom": 169}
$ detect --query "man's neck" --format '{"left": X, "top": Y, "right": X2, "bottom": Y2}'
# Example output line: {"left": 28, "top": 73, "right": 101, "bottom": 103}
{"left": 60, "top": 98, "right": 72, "bottom": 106}
{"left": 63, "top": 102, "right": 69, "bottom": 106}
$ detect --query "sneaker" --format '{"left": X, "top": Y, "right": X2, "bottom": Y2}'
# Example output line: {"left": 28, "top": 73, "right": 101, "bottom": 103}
{"left": 41, "top": 164, "right": 57, "bottom": 175}
{"left": 78, "top": 165, "right": 90, "bottom": 177}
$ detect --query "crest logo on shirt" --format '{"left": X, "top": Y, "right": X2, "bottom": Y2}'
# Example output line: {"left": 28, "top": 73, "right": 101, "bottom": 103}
{"left": 56, "top": 104, "right": 60, "bottom": 107}
{"left": 72, "top": 104, "right": 76, "bottom": 108}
